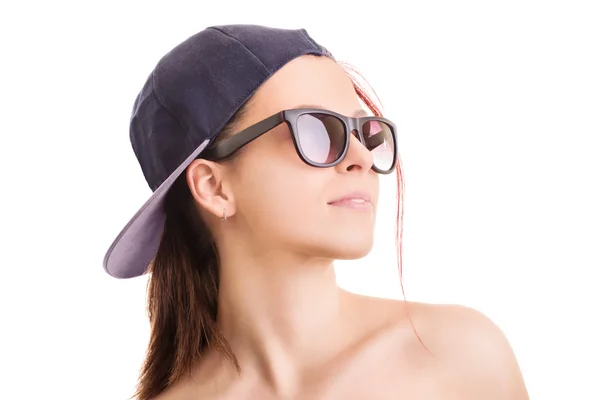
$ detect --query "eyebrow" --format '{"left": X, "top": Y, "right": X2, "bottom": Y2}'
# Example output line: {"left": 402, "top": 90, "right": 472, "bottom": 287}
{"left": 296, "top": 104, "right": 368, "bottom": 118}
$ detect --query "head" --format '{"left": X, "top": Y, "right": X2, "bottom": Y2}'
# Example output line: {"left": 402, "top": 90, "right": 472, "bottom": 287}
{"left": 127, "top": 27, "right": 402, "bottom": 400}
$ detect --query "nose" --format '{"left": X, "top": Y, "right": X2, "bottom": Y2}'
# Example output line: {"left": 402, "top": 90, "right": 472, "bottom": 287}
{"left": 335, "top": 129, "right": 373, "bottom": 174}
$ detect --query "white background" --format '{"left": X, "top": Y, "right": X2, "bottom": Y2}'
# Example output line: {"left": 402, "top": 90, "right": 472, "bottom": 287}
{"left": 1, "top": 1, "right": 599, "bottom": 399}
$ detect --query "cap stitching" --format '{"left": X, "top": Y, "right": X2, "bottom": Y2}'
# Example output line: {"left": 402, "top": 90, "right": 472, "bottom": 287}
{"left": 202, "top": 27, "right": 272, "bottom": 142}
{"left": 150, "top": 68, "right": 192, "bottom": 142}
{"left": 208, "top": 27, "right": 269, "bottom": 72}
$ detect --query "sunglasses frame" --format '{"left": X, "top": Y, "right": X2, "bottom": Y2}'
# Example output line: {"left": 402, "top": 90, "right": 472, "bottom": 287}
{"left": 201, "top": 108, "right": 398, "bottom": 174}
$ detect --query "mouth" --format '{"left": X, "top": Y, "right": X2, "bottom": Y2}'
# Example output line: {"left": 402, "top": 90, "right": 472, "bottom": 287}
{"left": 327, "top": 192, "right": 373, "bottom": 210}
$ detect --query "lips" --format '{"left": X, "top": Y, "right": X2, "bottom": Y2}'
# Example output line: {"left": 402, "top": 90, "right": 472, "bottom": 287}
{"left": 327, "top": 192, "right": 372, "bottom": 209}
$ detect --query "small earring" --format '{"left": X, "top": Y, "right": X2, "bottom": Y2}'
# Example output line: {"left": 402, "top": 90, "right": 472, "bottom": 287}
{"left": 221, "top": 208, "right": 227, "bottom": 222}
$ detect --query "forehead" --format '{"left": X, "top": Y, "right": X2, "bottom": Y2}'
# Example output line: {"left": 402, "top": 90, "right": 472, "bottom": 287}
{"left": 247, "top": 55, "right": 363, "bottom": 121}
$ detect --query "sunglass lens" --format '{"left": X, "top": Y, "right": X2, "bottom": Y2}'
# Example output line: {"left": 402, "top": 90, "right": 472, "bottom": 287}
{"left": 296, "top": 113, "right": 346, "bottom": 164}
{"left": 362, "top": 120, "right": 395, "bottom": 172}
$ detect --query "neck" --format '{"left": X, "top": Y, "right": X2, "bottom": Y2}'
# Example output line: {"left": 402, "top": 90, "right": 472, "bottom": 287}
{"left": 213, "top": 243, "right": 352, "bottom": 394}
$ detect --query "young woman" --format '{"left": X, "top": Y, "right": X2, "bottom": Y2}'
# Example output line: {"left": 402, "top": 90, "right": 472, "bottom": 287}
{"left": 104, "top": 24, "right": 529, "bottom": 399}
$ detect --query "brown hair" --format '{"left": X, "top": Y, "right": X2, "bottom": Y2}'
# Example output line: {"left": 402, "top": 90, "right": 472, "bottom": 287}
{"left": 133, "top": 63, "right": 406, "bottom": 400}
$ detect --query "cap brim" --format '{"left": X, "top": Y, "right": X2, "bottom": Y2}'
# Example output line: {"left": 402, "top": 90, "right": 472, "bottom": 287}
{"left": 103, "top": 139, "right": 211, "bottom": 278}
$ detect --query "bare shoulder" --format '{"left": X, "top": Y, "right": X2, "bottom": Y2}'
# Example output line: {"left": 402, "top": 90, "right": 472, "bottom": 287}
{"left": 405, "top": 301, "right": 530, "bottom": 399}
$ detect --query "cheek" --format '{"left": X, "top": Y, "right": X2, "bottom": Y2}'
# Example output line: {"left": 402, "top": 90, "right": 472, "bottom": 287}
{"left": 232, "top": 156, "right": 327, "bottom": 233}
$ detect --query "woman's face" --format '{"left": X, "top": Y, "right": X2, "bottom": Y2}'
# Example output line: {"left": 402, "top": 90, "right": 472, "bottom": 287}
{"left": 201, "top": 55, "right": 380, "bottom": 261}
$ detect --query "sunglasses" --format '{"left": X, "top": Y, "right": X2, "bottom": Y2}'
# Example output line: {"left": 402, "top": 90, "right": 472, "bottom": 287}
{"left": 202, "top": 108, "right": 398, "bottom": 174}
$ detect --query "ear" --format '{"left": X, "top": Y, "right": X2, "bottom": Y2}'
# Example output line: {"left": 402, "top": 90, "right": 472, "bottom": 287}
{"left": 185, "top": 159, "right": 236, "bottom": 221}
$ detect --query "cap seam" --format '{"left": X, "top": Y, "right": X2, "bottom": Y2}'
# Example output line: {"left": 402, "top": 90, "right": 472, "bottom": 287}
{"left": 150, "top": 68, "right": 192, "bottom": 144}
{"left": 203, "top": 26, "right": 271, "bottom": 141}
{"left": 209, "top": 27, "right": 269, "bottom": 72}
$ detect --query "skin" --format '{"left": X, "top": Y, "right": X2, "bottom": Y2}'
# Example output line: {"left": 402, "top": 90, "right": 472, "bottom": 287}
{"left": 155, "top": 55, "right": 530, "bottom": 400}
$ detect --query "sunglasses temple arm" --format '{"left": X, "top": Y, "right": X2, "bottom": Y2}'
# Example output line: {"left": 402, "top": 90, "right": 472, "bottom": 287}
{"left": 203, "top": 112, "right": 284, "bottom": 159}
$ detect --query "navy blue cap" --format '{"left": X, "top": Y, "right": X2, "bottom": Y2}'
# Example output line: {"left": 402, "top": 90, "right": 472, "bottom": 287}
{"left": 103, "top": 24, "right": 332, "bottom": 279}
